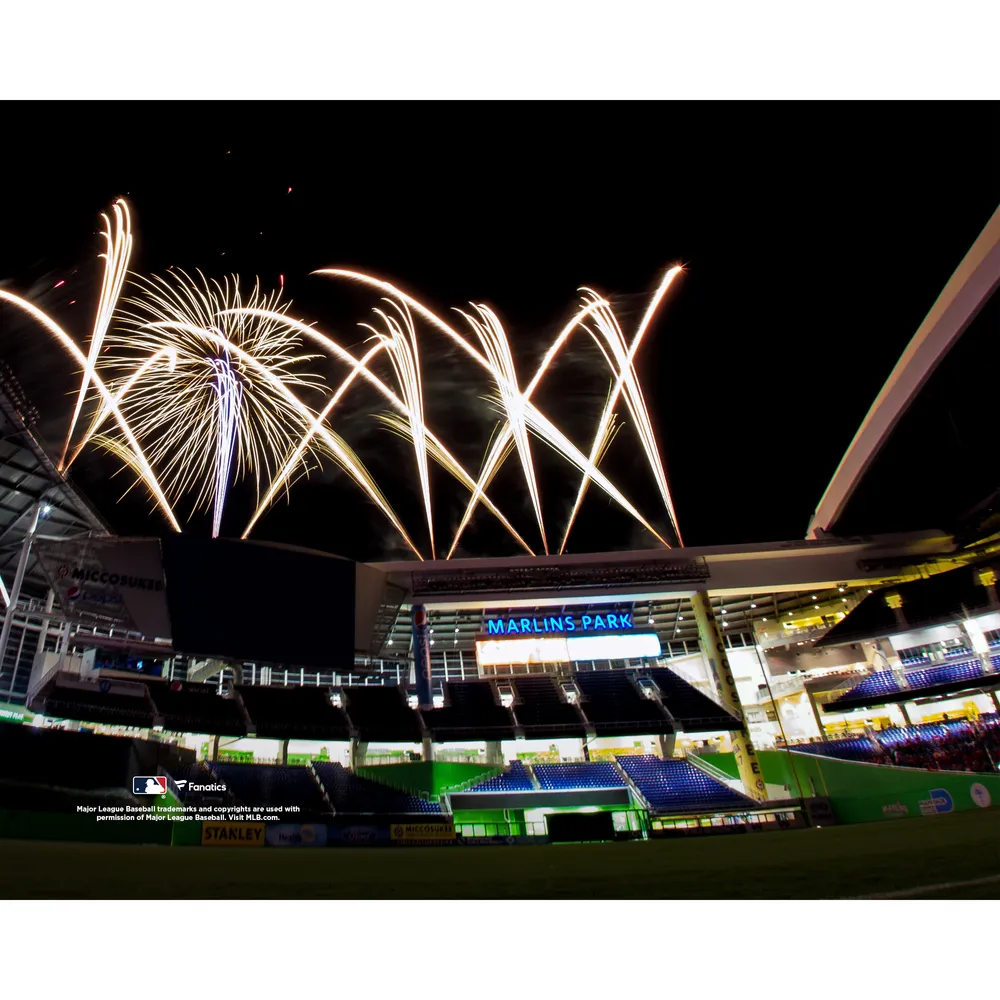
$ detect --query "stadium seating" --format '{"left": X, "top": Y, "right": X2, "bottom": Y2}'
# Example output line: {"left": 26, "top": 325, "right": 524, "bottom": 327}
{"left": 832, "top": 669, "right": 901, "bottom": 704}
{"left": 574, "top": 672, "right": 672, "bottom": 735}
{"left": 341, "top": 686, "right": 423, "bottom": 743}
{"left": 617, "top": 755, "right": 757, "bottom": 813}
{"left": 211, "top": 762, "right": 331, "bottom": 813}
{"left": 39, "top": 685, "right": 155, "bottom": 729}
{"left": 903, "top": 659, "right": 984, "bottom": 691}
{"left": 421, "top": 681, "right": 516, "bottom": 741}
{"left": 236, "top": 684, "right": 351, "bottom": 740}
{"left": 145, "top": 681, "right": 248, "bottom": 736}
{"left": 944, "top": 645, "right": 973, "bottom": 659}
{"left": 533, "top": 761, "right": 627, "bottom": 789}
{"left": 0, "top": 724, "right": 193, "bottom": 791}
{"left": 875, "top": 723, "right": 953, "bottom": 747}
{"left": 312, "top": 761, "right": 442, "bottom": 813}
{"left": 509, "top": 676, "right": 586, "bottom": 737}
{"left": 646, "top": 668, "right": 738, "bottom": 732}
{"left": 790, "top": 737, "right": 882, "bottom": 762}
{"left": 465, "top": 759, "right": 536, "bottom": 792}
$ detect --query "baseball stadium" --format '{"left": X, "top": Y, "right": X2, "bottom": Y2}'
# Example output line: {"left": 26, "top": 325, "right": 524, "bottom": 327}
{"left": 0, "top": 197, "right": 999, "bottom": 900}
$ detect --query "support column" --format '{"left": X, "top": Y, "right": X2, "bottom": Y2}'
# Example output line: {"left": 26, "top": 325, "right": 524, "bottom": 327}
{"left": 0, "top": 501, "right": 43, "bottom": 671}
{"left": 690, "top": 591, "right": 767, "bottom": 801}
{"left": 806, "top": 688, "right": 827, "bottom": 742}
{"left": 350, "top": 740, "right": 368, "bottom": 769}
{"left": 421, "top": 735, "right": 434, "bottom": 762}
{"left": 899, "top": 702, "right": 913, "bottom": 726}
{"left": 959, "top": 612, "right": 995, "bottom": 675}
{"left": 412, "top": 604, "right": 433, "bottom": 709}
{"left": 485, "top": 740, "right": 502, "bottom": 765}
{"left": 210, "top": 734, "right": 220, "bottom": 762}
{"left": 657, "top": 733, "right": 676, "bottom": 759}
{"left": 278, "top": 739, "right": 288, "bottom": 765}
{"left": 991, "top": 690, "right": 1000, "bottom": 713}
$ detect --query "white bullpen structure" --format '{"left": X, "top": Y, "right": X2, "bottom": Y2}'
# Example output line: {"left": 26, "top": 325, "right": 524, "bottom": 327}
{"left": 475, "top": 632, "right": 661, "bottom": 667}
{"left": 808, "top": 202, "right": 1000, "bottom": 537}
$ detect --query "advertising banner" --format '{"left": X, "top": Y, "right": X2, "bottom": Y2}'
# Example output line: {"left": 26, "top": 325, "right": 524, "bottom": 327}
{"left": 33, "top": 536, "right": 171, "bottom": 637}
{"left": 390, "top": 822, "right": 456, "bottom": 843}
{"left": 201, "top": 822, "right": 266, "bottom": 846}
{"left": 327, "top": 824, "right": 391, "bottom": 845}
{"left": 265, "top": 823, "right": 328, "bottom": 847}
{"left": 457, "top": 835, "right": 545, "bottom": 846}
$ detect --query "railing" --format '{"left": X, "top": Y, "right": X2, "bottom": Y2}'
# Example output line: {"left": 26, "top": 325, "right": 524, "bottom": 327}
{"left": 687, "top": 752, "right": 741, "bottom": 787}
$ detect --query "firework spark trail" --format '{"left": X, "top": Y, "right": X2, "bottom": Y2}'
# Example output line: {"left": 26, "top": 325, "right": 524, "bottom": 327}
{"left": 313, "top": 270, "right": 668, "bottom": 548}
{"left": 60, "top": 199, "right": 133, "bottom": 471}
{"left": 0, "top": 290, "right": 181, "bottom": 530}
{"left": 64, "top": 346, "right": 179, "bottom": 470}
{"left": 146, "top": 320, "right": 423, "bottom": 558}
{"left": 560, "top": 266, "right": 684, "bottom": 552}
{"left": 209, "top": 354, "right": 242, "bottom": 538}
{"left": 446, "top": 298, "right": 608, "bottom": 558}
{"left": 228, "top": 308, "right": 536, "bottom": 555}
{"left": 244, "top": 340, "right": 388, "bottom": 538}
{"left": 313, "top": 268, "right": 669, "bottom": 548}
{"left": 362, "top": 300, "right": 436, "bottom": 558}
{"left": 459, "top": 304, "right": 549, "bottom": 554}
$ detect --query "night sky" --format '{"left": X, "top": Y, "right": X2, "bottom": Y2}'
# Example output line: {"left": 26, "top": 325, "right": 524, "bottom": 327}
{"left": 1, "top": 103, "right": 998, "bottom": 561}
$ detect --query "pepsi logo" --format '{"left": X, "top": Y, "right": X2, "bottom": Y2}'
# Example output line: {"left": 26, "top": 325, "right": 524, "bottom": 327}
{"left": 66, "top": 585, "right": 81, "bottom": 601}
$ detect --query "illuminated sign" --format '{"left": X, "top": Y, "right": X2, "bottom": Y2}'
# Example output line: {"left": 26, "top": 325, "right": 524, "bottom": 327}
{"left": 485, "top": 612, "right": 634, "bottom": 636}
{"left": 476, "top": 631, "right": 661, "bottom": 666}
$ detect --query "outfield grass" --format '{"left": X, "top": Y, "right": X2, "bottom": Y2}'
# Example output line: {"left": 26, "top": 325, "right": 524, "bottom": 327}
{"left": 1, "top": 809, "right": 997, "bottom": 899}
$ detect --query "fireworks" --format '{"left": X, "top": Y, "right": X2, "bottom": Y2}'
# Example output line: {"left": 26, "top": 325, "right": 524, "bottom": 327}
{"left": 0, "top": 200, "right": 684, "bottom": 558}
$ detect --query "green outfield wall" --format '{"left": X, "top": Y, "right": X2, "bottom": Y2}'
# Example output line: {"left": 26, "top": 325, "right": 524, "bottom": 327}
{"left": 704, "top": 750, "right": 1000, "bottom": 823}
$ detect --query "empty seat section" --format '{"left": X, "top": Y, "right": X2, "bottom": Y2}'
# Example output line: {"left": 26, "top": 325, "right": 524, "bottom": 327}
{"left": 904, "top": 659, "right": 984, "bottom": 693}
{"left": 39, "top": 685, "right": 155, "bottom": 728}
{"left": 646, "top": 668, "right": 740, "bottom": 731}
{"left": 146, "top": 681, "right": 247, "bottom": 735}
{"left": 0, "top": 724, "right": 193, "bottom": 791}
{"left": 510, "top": 677, "right": 586, "bottom": 737}
{"left": 466, "top": 760, "right": 536, "bottom": 792}
{"left": 574, "top": 672, "right": 671, "bottom": 735}
{"left": 831, "top": 670, "right": 901, "bottom": 705}
{"left": 617, "top": 755, "right": 756, "bottom": 813}
{"left": 211, "top": 763, "right": 330, "bottom": 813}
{"left": 421, "top": 681, "right": 516, "bottom": 741}
{"left": 313, "top": 761, "right": 442, "bottom": 813}
{"left": 533, "top": 761, "right": 626, "bottom": 790}
{"left": 342, "top": 686, "right": 423, "bottom": 742}
{"left": 236, "top": 685, "right": 351, "bottom": 740}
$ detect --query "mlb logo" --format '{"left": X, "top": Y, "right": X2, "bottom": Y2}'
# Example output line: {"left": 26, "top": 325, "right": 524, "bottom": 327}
{"left": 133, "top": 776, "right": 167, "bottom": 796}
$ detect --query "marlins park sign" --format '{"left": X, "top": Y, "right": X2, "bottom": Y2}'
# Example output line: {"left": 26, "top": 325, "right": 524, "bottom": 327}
{"left": 485, "top": 612, "right": 636, "bottom": 635}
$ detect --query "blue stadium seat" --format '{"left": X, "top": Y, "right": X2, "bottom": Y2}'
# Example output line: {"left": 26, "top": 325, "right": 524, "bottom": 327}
{"left": 312, "top": 761, "right": 442, "bottom": 813}
{"left": 616, "top": 755, "right": 756, "bottom": 813}
{"left": 466, "top": 760, "right": 536, "bottom": 792}
{"left": 533, "top": 762, "right": 627, "bottom": 790}
{"left": 211, "top": 763, "right": 331, "bottom": 813}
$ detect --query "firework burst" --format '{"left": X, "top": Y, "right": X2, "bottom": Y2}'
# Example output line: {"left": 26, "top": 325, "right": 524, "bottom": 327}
{"left": 89, "top": 269, "right": 328, "bottom": 527}
{"left": 0, "top": 200, "right": 685, "bottom": 559}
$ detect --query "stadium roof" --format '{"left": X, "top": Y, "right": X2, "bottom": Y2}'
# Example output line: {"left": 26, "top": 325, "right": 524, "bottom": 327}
{"left": 809, "top": 202, "right": 1000, "bottom": 542}
{"left": 0, "top": 366, "right": 111, "bottom": 604}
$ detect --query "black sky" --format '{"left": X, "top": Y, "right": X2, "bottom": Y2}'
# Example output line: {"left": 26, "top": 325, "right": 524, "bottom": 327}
{"left": 1, "top": 102, "right": 998, "bottom": 560}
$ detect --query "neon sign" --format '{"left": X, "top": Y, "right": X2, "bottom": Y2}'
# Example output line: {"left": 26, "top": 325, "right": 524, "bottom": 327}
{"left": 485, "top": 612, "right": 634, "bottom": 635}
